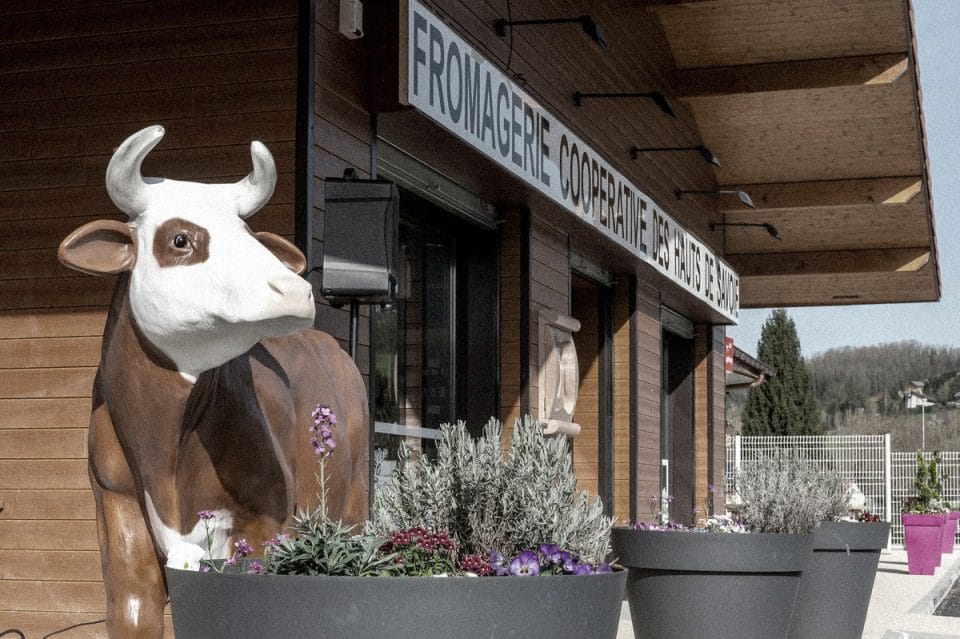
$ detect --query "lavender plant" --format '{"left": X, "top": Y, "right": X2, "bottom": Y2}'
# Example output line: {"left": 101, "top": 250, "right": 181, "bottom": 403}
{"left": 368, "top": 416, "right": 614, "bottom": 567}
{"left": 735, "top": 456, "right": 847, "bottom": 533}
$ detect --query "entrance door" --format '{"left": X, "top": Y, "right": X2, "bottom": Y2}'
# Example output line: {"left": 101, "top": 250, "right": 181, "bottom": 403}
{"left": 661, "top": 316, "right": 695, "bottom": 525}
{"left": 571, "top": 273, "right": 613, "bottom": 514}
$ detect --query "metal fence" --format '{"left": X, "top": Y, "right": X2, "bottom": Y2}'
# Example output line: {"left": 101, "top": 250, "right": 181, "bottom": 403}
{"left": 725, "top": 436, "right": 960, "bottom": 548}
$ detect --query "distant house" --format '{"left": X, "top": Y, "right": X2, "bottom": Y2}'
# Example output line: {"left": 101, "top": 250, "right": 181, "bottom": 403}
{"left": 901, "top": 381, "right": 935, "bottom": 409}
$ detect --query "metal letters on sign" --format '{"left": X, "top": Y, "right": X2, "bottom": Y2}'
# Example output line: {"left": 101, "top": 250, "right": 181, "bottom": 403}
{"left": 399, "top": 0, "right": 740, "bottom": 322}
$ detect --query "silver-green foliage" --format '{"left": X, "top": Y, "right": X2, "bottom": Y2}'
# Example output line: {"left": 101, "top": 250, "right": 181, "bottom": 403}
{"left": 368, "top": 416, "right": 613, "bottom": 564}
{"left": 736, "top": 456, "right": 847, "bottom": 533}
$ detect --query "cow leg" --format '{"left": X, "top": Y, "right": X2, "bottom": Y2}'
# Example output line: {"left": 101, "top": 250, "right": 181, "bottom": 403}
{"left": 89, "top": 404, "right": 167, "bottom": 638}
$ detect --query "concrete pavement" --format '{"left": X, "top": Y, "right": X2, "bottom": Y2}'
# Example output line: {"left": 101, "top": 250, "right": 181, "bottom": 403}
{"left": 615, "top": 548, "right": 960, "bottom": 638}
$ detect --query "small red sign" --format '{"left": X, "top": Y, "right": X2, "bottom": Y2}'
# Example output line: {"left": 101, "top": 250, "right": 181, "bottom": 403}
{"left": 724, "top": 337, "right": 734, "bottom": 372}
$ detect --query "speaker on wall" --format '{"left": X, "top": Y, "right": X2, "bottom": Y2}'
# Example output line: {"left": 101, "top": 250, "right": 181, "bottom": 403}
{"left": 321, "top": 176, "right": 399, "bottom": 306}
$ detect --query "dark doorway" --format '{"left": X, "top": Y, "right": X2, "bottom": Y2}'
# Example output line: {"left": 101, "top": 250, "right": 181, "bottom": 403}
{"left": 661, "top": 326, "right": 695, "bottom": 525}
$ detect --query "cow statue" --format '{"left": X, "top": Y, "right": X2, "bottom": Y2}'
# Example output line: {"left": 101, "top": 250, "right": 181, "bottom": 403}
{"left": 57, "top": 125, "right": 369, "bottom": 637}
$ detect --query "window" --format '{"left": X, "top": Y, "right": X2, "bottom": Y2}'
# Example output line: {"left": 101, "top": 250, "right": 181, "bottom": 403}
{"left": 372, "top": 193, "right": 497, "bottom": 477}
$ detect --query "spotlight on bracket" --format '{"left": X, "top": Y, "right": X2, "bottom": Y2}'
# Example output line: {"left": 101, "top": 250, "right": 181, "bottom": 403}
{"left": 709, "top": 221, "right": 782, "bottom": 241}
{"left": 573, "top": 91, "right": 676, "bottom": 118}
{"left": 631, "top": 145, "right": 719, "bottom": 167}
{"left": 675, "top": 188, "right": 755, "bottom": 209}
{"left": 495, "top": 15, "right": 606, "bottom": 49}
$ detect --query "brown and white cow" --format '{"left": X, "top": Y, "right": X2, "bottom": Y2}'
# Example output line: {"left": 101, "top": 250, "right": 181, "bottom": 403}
{"left": 58, "top": 126, "right": 369, "bottom": 637}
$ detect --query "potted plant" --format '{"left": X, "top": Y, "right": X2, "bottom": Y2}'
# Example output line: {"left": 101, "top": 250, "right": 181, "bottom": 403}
{"left": 943, "top": 508, "right": 960, "bottom": 555}
{"left": 612, "top": 456, "right": 829, "bottom": 639}
{"left": 902, "top": 449, "right": 949, "bottom": 575}
{"left": 165, "top": 413, "right": 626, "bottom": 638}
{"left": 788, "top": 476, "right": 891, "bottom": 639}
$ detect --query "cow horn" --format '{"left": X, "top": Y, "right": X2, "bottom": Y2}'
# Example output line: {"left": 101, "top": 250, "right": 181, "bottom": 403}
{"left": 235, "top": 141, "right": 277, "bottom": 219}
{"left": 106, "top": 125, "right": 165, "bottom": 220}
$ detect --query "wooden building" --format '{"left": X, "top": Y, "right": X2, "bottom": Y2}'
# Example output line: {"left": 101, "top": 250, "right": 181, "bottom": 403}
{"left": 0, "top": 0, "right": 939, "bottom": 635}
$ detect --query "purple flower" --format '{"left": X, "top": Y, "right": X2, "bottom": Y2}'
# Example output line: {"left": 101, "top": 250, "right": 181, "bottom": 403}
{"left": 234, "top": 538, "right": 253, "bottom": 558}
{"left": 263, "top": 533, "right": 290, "bottom": 550}
{"left": 561, "top": 552, "right": 577, "bottom": 573}
{"left": 310, "top": 404, "right": 337, "bottom": 457}
{"left": 539, "top": 543, "right": 562, "bottom": 565}
{"left": 197, "top": 509, "right": 215, "bottom": 521}
{"left": 571, "top": 562, "right": 592, "bottom": 575}
{"left": 596, "top": 563, "right": 613, "bottom": 574}
{"left": 247, "top": 560, "right": 264, "bottom": 574}
{"left": 509, "top": 550, "right": 541, "bottom": 577}
{"left": 490, "top": 550, "right": 510, "bottom": 576}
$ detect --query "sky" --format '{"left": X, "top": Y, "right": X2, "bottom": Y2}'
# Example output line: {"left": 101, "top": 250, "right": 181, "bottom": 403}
{"left": 727, "top": 0, "right": 960, "bottom": 358}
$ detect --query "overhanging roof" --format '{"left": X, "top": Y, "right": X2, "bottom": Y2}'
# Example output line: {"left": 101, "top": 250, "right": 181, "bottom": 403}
{"left": 650, "top": 0, "right": 940, "bottom": 308}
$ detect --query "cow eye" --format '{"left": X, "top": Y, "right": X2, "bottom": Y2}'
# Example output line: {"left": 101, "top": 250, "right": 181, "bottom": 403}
{"left": 173, "top": 233, "right": 189, "bottom": 249}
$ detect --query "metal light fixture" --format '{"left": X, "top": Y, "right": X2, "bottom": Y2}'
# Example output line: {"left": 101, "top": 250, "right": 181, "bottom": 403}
{"left": 631, "top": 145, "right": 720, "bottom": 167}
{"left": 495, "top": 15, "right": 606, "bottom": 49}
{"left": 572, "top": 91, "right": 676, "bottom": 118}
{"left": 709, "top": 221, "right": 782, "bottom": 241}
{"left": 675, "top": 188, "right": 755, "bottom": 209}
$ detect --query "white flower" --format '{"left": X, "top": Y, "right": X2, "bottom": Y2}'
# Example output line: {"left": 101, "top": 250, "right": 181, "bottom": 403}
{"left": 166, "top": 541, "right": 206, "bottom": 571}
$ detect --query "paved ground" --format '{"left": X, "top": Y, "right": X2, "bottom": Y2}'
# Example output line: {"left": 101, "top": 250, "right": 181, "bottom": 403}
{"left": 865, "top": 548, "right": 960, "bottom": 639}
{"left": 615, "top": 548, "right": 960, "bottom": 639}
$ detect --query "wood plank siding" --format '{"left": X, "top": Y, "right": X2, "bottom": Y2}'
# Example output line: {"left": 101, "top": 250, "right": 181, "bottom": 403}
{"left": 0, "top": 1, "right": 300, "bottom": 634}
{"left": 612, "top": 280, "right": 632, "bottom": 523}
{"left": 633, "top": 282, "right": 662, "bottom": 522}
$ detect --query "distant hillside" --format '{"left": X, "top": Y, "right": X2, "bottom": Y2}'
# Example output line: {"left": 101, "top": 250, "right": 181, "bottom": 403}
{"left": 727, "top": 341, "right": 960, "bottom": 451}
{"left": 807, "top": 341, "right": 960, "bottom": 419}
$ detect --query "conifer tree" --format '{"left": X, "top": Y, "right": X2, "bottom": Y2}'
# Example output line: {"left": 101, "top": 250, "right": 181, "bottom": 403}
{"left": 741, "top": 309, "right": 822, "bottom": 435}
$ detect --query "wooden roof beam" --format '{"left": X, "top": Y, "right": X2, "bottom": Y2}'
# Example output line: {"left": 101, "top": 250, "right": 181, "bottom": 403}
{"left": 678, "top": 54, "right": 909, "bottom": 97}
{"left": 730, "top": 247, "right": 931, "bottom": 277}
{"left": 720, "top": 177, "right": 922, "bottom": 211}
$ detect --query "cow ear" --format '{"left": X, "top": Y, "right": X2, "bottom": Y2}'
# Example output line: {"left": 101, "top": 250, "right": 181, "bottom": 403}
{"left": 256, "top": 232, "right": 306, "bottom": 275}
{"left": 59, "top": 220, "right": 137, "bottom": 275}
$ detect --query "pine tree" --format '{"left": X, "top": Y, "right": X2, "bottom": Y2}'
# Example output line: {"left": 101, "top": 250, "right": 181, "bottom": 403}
{"left": 741, "top": 309, "right": 822, "bottom": 435}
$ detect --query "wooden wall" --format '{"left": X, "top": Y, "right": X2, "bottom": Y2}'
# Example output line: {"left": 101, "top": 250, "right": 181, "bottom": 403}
{"left": 572, "top": 276, "right": 600, "bottom": 499}
{"left": 499, "top": 210, "right": 524, "bottom": 426}
{"left": 633, "top": 282, "right": 663, "bottom": 523}
{"left": 529, "top": 216, "right": 571, "bottom": 421}
{"left": 0, "top": 1, "right": 299, "bottom": 635}
{"left": 612, "top": 280, "right": 633, "bottom": 523}
{"left": 310, "top": 0, "right": 372, "bottom": 361}
{"left": 710, "top": 326, "right": 727, "bottom": 510}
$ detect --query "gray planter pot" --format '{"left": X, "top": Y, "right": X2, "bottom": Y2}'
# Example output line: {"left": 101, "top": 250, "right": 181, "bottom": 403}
{"left": 611, "top": 527, "right": 813, "bottom": 639}
{"left": 788, "top": 520, "right": 890, "bottom": 639}
{"left": 166, "top": 567, "right": 626, "bottom": 639}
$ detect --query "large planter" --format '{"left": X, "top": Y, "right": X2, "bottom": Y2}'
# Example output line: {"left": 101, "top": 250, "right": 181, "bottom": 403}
{"left": 903, "top": 512, "right": 947, "bottom": 575}
{"left": 941, "top": 511, "right": 960, "bottom": 554}
{"left": 788, "top": 520, "right": 890, "bottom": 639}
{"left": 611, "top": 527, "right": 812, "bottom": 639}
{"left": 166, "top": 567, "right": 626, "bottom": 639}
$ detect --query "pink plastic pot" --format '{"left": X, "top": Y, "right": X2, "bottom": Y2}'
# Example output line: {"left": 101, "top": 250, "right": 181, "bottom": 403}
{"left": 903, "top": 513, "right": 947, "bottom": 575}
{"left": 941, "top": 511, "right": 960, "bottom": 554}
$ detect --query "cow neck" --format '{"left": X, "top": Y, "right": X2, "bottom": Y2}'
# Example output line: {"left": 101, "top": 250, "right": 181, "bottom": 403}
{"left": 100, "top": 274, "right": 198, "bottom": 509}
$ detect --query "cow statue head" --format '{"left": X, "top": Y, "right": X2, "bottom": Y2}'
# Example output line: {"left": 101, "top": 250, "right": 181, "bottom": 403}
{"left": 59, "top": 125, "right": 315, "bottom": 382}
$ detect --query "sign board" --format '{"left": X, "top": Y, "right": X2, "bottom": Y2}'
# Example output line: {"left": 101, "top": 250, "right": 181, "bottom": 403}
{"left": 399, "top": 0, "right": 740, "bottom": 322}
